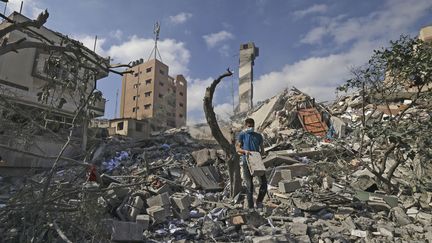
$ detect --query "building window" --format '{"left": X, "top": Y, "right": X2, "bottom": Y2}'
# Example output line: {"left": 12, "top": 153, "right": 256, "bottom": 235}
{"left": 159, "top": 94, "right": 163, "bottom": 98}
{"left": 145, "top": 79, "right": 151, "bottom": 85}
{"left": 179, "top": 91, "right": 184, "bottom": 96}
{"left": 144, "top": 104, "right": 151, "bottom": 110}
{"left": 160, "top": 82, "right": 164, "bottom": 86}
{"left": 133, "top": 83, "right": 140, "bottom": 89}
{"left": 179, "top": 114, "right": 184, "bottom": 118}
{"left": 134, "top": 72, "right": 139, "bottom": 77}
{"left": 243, "top": 44, "right": 249, "bottom": 49}
{"left": 145, "top": 91, "right": 151, "bottom": 97}
{"left": 132, "top": 107, "right": 139, "bottom": 112}
{"left": 179, "top": 103, "right": 184, "bottom": 107}
{"left": 117, "top": 122, "right": 124, "bottom": 131}
{"left": 159, "top": 69, "right": 165, "bottom": 75}
{"left": 146, "top": 67, "right": 152, "bottom": 73}
{"left": 133, "top": 95, "right": 140, "bottom": 100}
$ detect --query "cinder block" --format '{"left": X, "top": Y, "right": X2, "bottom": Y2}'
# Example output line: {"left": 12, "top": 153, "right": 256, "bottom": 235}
{"left": 279, "top": 180, "right": 301, "bottom": 193}
{"left": 269, "top": 169, "right": 292, "bottom": 186}
{"left": 147, "top": 206, "right": 171, "bottom": 223}
{"left": 136, "top": 214, "right": 150, "bottom": 229}
{"left": 172, "top": 207, "right": 190, "bottom": 220}
{"left": 127, "top": 196, "right": 144, "bottom": 221}
{"left": 170, "top": 193, "right": 191, "bottom": 210}
{"left": 147, "top": 192, "right": 170, "bottom": 208}
{"left": 247, "top": 152, "right": 266, "bottom": 176}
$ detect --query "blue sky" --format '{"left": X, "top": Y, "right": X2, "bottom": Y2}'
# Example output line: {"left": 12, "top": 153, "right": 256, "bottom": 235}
{"left": 4, "top": 0, "right": 432, "bottom": 123}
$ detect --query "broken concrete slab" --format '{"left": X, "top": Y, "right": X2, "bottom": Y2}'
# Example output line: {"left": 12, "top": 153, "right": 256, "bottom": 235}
{"left": 355, "top": 191, "right": 398, "bottom": 209}
{"left": 289, "top": 222, "right": 308, "bottom": 235}
{"left": 246, "top": 151, "right": 266, "bottom": 176}
{"left": 136, "top": 214, "right": 149, "bottom": 229}
{"left": 185, "top": 166, "right": 223, "bottom": 191}
{"left": 269, "top": 169, "right": 292, "bottom": 186}
{"left": 170, "top": 193, "right": 191, "bottom": 210}
{"left": 127, "top": 196, "right": 144, "bottom": 221}
{"left": 147, "top": 192, "right": 170, "bottom": 208}
{"left": 191, "top": 148, "right": 218, "bottom": 167}
{"left": 279, "top": 180, "right": 301, "bottom": 193}
{"left": 262, "top": 153, "right": 299, "bottom": 168}
{"left": 146, "top": 206, "right": 171, "bottom": 223}
{"left": 104, "top": 219, "right": 144, "bottom": 242}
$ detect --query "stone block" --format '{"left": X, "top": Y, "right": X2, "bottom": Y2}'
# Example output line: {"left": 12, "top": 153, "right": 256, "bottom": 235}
{"left": 172, "top": 207, "right": 190, "bottom": 220}
{"left": 351, "top": 229, "right": 367, "bottom": 238}
{"left": 269, "top": 169, "right": 292, "bottom": 186}
{"left": 147, "top": 192, "right": 170, "bottom": 208}
{"left": 289, "top": 223, "right": 307, "bottom": 235}
{"left": 170, "top": 193, "right": 191, "bottom": 210}
{"left": 127, "top": 196, "right": 144, "bottom": 221}
{"left": 147, "top": 206, "right": 171, "bottom": 223}
{"left": 252, "top": 235, "right": 277, "bottom": 243}
{"left": 247, "top": 152, "right": 266, "bottom": 176}
{"left": 136, "top": 214, "right": 150, "bottom": 229}
{"left": 279, "top": 180, "right": 301, "bottom": 193}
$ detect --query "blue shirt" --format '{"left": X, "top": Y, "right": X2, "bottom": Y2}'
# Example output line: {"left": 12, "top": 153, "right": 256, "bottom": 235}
{"left": 237, "top": 129, "right": 263, "bottom": 153}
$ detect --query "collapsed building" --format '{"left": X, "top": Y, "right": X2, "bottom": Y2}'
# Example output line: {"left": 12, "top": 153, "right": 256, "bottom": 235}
{"left": 0, "top": 12, "right": 109, "bottom": 175}
{"left": 0, "top": 11, "right": 432, "bottom": 243}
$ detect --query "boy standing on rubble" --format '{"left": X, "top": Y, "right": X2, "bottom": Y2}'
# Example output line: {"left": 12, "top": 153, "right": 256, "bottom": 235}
{"left": 236, "top": 118, "right": 267, "bottom": 208}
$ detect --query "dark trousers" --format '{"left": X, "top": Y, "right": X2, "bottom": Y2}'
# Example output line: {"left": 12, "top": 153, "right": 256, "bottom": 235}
{"left": 242, "top": 156, "right": 267, "bottom": 208}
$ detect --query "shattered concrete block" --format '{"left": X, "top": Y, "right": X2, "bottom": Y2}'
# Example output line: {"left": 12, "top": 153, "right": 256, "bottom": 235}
{"left": 279, "top": 180, "right": 301, "bottom": 193}
{"left": 147, "top": 192, "right": 170, "bottom": 208}
{"left": 191, "top": 148, "right": 218, "bottom": 166}
{"left": 146, "top": 206, "right": 171, "bottom": 223}
{"left": 172, "top": 207, "right": 190, "bottom": 220}
{"left": 170, "top": 193, "right": 191, "bottom": 210}
{"left": 247, "top": 152, "right": 266, "bottom": 176}
{"left": 289, "top": 223, "right": 308, "bottom": 235}
{"left": 269, "top": 169, "right": 292, "bottom": 186}
{"left": 107, "top": 220, "right": 144, "bottom": 242}
{"left": 252, "top": 235, "right": 276, "bottom": 243}
{"left": 127, "top": 196, "right": 144, "bottom": 221}
{"left": 378, "top": 227, "right": 393, "bottom": 237}
{"left": 322, "top": 176, "right": 333, "bottom": 190}
{"left": 295, "top": 235, "right": 311, "bottom": 243}
{"left": 351, "top": 229, "right": 367, "bottom": 238}
{"left": 262, "top": 153, "right": 298, "bottom": 167}
{"left": 136, "top": 214, "right": 149, "bottom": 229}
{"left": 391, "top": 207, "right": 411, "bottom": 226}
{"left": 153, "top": 183, "right": 172, "bottom": 195}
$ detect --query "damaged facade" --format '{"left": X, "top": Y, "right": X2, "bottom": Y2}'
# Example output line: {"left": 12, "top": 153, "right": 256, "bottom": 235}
{"left": 0, "top": 12, "right": 109, "bottom": 174}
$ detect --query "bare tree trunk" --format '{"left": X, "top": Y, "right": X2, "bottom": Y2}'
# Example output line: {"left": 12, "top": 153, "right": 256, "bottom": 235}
{"left": 203, "top": 69, "right": 242, "bottom": 198}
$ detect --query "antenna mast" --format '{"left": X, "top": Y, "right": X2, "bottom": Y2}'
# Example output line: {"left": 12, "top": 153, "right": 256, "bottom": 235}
{"left": 148, "top": 21, "right": 162, "bottom": 61}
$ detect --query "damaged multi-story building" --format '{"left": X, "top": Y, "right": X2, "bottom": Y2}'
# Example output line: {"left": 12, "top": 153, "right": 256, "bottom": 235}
{"left": 0, "top": 12, "right": 109, "bottom": 174}
{"left": 109, "top": 58, "right": 187, "bottom": 138}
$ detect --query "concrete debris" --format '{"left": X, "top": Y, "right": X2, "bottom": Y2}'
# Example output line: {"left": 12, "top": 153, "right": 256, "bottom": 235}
{"left": 2, "top": 86, "right": 432, "bottom": 242}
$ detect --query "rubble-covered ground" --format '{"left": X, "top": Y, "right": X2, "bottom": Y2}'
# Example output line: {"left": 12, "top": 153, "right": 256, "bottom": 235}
{"left": 1, "top": 87, "right": 432, "bottom": 243}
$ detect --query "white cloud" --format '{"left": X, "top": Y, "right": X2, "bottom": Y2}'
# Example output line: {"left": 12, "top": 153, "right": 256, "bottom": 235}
{"left": 109, "top": 30, "right": 123, "bottom": 40}
{"left": 293, "top": 4, "right": 328, "bottom": 18}
{"left": 6, "top": 0, "right": 43, "bottom": 19}
{"left": 254, "top": 40, "right": 376, "bottom": 103}
{"left": 214, "top": 103, "right": 234, "bottom": 121}
{"left": 203, "top": 30, "right": 234, "bottom": 48}
{"left": 169, "top": 12, "right": 193, "bottom": 25}
{"left": 186, "top": 77, "right": 212, "bottom": 113}
{"left": 218, "top": 44, "right": 231, "bottom": 57}
{"left": 254, "top": 0, "right": 432, "bottom": 104}
{"left": 300, "top": 26, "right": 327, "bottom": 44}
{"left": 107, "top": 35, "right": 191, "bottom": 75}
{"left": 301, "top": 0, "right": 432, "bottom": 45}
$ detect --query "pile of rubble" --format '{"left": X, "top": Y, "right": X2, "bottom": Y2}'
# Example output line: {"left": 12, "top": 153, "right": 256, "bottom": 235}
{"left": 1, "top": 87, "right": 432, "bottom": 242}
